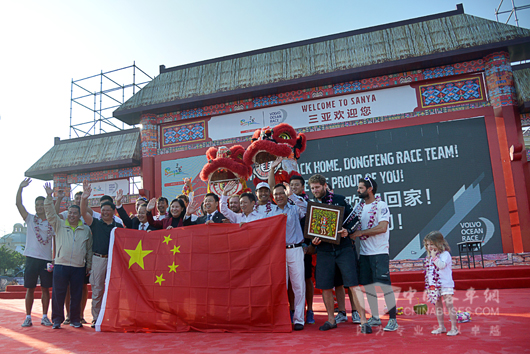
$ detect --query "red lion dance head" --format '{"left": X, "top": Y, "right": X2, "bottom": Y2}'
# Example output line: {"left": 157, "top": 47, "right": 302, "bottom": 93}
{"left": 243, "top": 123, "right": 306, "bottom": 186}
{"left": 199, "top": 145, "right": 252, "bottom": 196}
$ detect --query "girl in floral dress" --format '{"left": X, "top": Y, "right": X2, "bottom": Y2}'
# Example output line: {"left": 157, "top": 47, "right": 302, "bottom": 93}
{"left": 424, "top": 231, "right": 458, "bottom": 336}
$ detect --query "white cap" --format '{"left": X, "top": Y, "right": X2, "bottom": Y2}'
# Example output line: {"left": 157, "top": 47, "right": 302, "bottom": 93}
{"left": 255, "top": 182, "right": 270, "bottom": 190}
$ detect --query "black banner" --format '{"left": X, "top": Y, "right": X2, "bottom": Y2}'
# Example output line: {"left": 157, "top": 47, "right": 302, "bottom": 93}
{"left": 298, "top": 117, "right": 502, "bottom": 259}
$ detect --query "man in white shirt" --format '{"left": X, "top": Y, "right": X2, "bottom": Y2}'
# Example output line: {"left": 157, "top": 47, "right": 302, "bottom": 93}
{"left": 220, "top": 181, "right": 264, "bottom": 224}
{"left": 351, "top": 176, "right": 398, "bottom": 332}
{"left": 16, "top": 178, "right": 54, "bottom": 328}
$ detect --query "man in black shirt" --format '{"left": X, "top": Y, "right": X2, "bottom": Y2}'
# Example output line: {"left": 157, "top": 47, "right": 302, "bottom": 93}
{"left": 307, "top": 174, "right": 369, "bottom": 333}
{"left": 80, "top": 180, "right": 123, "bottom": 328}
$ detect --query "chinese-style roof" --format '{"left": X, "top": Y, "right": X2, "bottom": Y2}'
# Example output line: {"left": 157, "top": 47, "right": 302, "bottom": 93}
{"left": 25, "top": 129, "right": 141, "bottom": 181}
{"left": 513, "top": 64, "right": 530, "bottom": 112}
{"left": 114, "top": 4, "right": 530, "bottom": 125}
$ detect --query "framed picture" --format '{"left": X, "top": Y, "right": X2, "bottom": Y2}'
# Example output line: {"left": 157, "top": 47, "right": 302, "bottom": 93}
{"left": 304, "top": 202, "right": 345, "bottom": 245}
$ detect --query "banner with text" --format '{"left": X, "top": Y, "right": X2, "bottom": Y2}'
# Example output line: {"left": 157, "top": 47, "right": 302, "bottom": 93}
{"left": 297, "top": 117, "right": 502, "bottom": 260}
{"left": 208, "top": 85, "right": 417, "bottom": 141}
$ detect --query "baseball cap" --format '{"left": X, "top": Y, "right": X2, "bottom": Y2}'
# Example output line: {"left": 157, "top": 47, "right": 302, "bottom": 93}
{"left": 256, "top": 182, "right": 270, "bottom": 190}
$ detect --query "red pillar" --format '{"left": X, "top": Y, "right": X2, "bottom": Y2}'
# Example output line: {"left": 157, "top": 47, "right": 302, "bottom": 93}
{"left": 484, "top": 51, "right": 530, "bottom": 252}
{"left": 140, "top": 114, "right": 158, "bottom": 199}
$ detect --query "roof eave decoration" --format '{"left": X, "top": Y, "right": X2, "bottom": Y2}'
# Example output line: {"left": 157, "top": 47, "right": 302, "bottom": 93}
{"left": 25, "top": 128, "right": 141, "bottom": 181}
{"left": 113, "top": 5, "right": 530, "bottom": 125}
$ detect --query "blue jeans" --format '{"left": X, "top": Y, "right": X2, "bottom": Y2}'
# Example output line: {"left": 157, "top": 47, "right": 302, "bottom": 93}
{"left": 52, "top": 265, "right": 85, "bottom": 324}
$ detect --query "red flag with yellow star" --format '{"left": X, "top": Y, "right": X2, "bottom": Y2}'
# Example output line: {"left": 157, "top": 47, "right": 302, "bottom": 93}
{"left": 97, "top": 215, "right": 290, "bottom": 332}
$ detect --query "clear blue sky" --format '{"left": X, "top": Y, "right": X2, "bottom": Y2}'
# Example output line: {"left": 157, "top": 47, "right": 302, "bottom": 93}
{"left": 0, "top": 0, "right": 528, "bottom": 235}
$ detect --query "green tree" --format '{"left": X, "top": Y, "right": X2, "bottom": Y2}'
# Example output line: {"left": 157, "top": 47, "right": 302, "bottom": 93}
{"left": 0, "top": 245, "right": 25, "bottom": 275}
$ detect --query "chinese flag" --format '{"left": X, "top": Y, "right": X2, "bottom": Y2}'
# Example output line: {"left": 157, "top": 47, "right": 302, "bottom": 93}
{"left": 97, "top": 215, "right": 291, "bottom": 333}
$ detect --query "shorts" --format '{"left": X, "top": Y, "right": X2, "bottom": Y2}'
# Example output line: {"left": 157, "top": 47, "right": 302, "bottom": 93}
{"left": 334, "top": 245, "right": 359, "bottom": 288}
{"left": 315, "top": 246, "right": 359, "bottom": 290}
{"left": 304, "top": 254, "right": 314, "bottom": 279}
{"left": 359, "top": 254, "right": 391, "bottom": 286}
{"left": 441, "top": 287, "right": 454, "bottom": 296}
{"left": 24, "top": 256, "right": 53, "bottom": 288}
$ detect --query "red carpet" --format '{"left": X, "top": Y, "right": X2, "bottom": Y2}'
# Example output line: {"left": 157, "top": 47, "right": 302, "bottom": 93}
{"left": 1, "top": 288, "right": 529, "bottom": 353}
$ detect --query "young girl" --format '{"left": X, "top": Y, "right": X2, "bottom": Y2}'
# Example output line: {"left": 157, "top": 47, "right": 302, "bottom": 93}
{"left": 424, "top": 231, "right": 458, "bottom": 336}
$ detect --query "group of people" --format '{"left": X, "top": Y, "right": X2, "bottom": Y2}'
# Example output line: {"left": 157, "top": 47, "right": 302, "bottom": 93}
{"left": 17, "top": 162, "right": 458, "bottom": 335}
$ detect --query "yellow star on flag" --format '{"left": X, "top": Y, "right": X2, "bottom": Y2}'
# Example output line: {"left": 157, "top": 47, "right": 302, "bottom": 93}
{"left": 155, "top": 274, "right": 165, "bottom": 285}
{"left": 168, "top": 262, "right": 179, "bottom": 273}
{"left": 162, "top": 235, "right": 172, "bottom": 245}
{"left": 171, "top": 245, "right": 181, "bottom": 255}
{"left": 124, "top": 240, "right": 153, "bottom": 269}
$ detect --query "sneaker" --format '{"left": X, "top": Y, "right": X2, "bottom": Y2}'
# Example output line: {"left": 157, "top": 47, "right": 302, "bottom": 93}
{"left": 63, "top": 317, "right": 70, "bottom": 325}
{"left": 290, "top": 310, "right": 294, "bottom": 324}
{"left": 306, "top": 310, "right": 315, "bottom": 324}
{"left": 361, "top": 323, "right": 372, "bottom": 334}
{"left": 52, "top": 322, "right": 61, "bottom": 329}
{"left": 367, "top": 316, "right": 381, "bottom": 326}
{"left": 21, "top": 317, "right": 32, "bottom": 327}
{"left": 319, "top": 321, "right": 337, "bottom": 331}
{"left": 41, "top": 317, "right": 52, "bottom": 326}
{"left": 351, "top": 310, "right": 361, "bottom": 324}
{"left": 384, "top": 318, "right": 399, "bottom": 332}
{"left": 80, "top": 318, "right": 87, "bottom": 324}
{"left": 335, "top": 311, "right": 348, "bottom": 324}
{"left": 70, "top": 322, "right": 82, "bottom": 328}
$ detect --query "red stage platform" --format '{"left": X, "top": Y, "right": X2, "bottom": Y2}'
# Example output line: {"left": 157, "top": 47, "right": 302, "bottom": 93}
{"left": 0, "top": 288, "right": 529, "bottom": 353}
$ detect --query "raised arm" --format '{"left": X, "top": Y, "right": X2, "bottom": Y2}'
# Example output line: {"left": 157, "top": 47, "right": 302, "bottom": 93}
{"left": 146, "top": 198, "right": 164, "bottom": 229}
{"left": 115, "top": 189, "right": 134, "bottom": 228}
{"left": 285, "top": 182, "right": 307, "bottom": 219}
{"left": 80, "top": 180, "right": 94, "bottom": 226}
{"left": 220, "top": 181, "right": 239, "bottom": 223}
{"left": 54, "top": 189, "right": 65, "bottom": 218}
{"left": 16, "top": 178, "right": 31, "bottom": 221}
{"left": 43, "top": 182, "right": 59, "bottom": 230}
{"left": 268, "top": 157, "right": 282, "bottom": 189}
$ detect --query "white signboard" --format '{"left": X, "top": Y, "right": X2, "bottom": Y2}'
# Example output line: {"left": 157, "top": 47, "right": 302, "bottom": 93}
{"left": 90, "top": 179, "right": 129, "bottom": 199}
{"left": 208, "top": 85, "right": 418, "bottom": 141}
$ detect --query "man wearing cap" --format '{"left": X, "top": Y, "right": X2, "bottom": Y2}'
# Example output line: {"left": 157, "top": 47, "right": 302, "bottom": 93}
{"left": 255, "top": 181, "right": 274, "bottom": 216}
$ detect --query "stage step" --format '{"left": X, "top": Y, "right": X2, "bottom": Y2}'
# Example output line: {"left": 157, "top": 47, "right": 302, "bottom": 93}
{"left": 0, "top": 285, "right": 93, "bottom": 299}
{"left": 390, "top": 266, "right": 530, "bottom": 291}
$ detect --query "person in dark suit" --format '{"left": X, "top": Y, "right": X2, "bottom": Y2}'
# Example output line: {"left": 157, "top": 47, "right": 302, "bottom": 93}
{"left": 186, "top": 193, "right": 228, "bottom": 225}
{"left": 115, "top": 189, "right": 156, "bottom": 231}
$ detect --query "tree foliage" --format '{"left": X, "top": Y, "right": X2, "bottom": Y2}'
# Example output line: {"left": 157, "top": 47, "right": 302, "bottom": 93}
{"left": 0, "top": 245, "right": 25, "bottom": 275}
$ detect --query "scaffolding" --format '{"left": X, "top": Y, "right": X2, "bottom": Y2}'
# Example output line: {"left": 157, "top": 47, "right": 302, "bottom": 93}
{"left": 495, "top": 0, "right": 530, "bottom": 27}
{"left": 69, "top": 62, "right": 153, "bottom": 138}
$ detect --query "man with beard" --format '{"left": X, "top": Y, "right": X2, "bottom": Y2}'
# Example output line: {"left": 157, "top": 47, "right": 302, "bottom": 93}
{"left": 229, "top": 195, "right": 242, "bottom": 214}
{"left": 351, "top": 177, "right": 398, "bottom": 332}
{"left": 115, "top": 189, "right": 156, "bottom": 231}
{"left": 307, "top": 174, "right": 370, "bottom": 333}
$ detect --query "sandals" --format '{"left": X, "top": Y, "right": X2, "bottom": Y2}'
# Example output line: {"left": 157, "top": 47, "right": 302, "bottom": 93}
{"left": 447, "top": 329, "right": 459, "bottom": 336}
{"left": 431, "top": 327, "right": 447, "bottom": 334}
{"left": 319, "top": 321, "right": 337, "bottom": 331}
